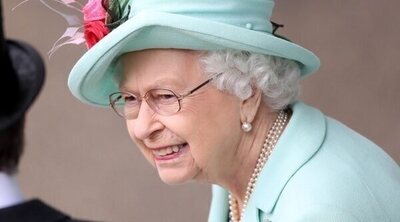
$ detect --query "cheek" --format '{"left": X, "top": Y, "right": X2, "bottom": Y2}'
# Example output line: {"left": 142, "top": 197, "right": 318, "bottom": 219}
{"left": 173, "top": 94, "right": 242, "bottom": 159}
{"left": 183, "top": 93, "right": 241, "bottom": 135}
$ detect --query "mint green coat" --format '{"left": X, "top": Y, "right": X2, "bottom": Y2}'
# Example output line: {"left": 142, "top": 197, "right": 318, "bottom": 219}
{"left": 208, "top": 102, "right": 400, "bottom": 222}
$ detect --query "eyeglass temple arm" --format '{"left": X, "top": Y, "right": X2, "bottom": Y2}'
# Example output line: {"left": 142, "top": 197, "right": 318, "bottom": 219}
{"left": 181, "top": 72, "right": 223, "bottom": 98}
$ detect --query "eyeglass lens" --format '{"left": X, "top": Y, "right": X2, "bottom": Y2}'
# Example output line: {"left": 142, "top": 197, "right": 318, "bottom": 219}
{"left": 110, "top": 89, "right": 181, "bottom": 119}
{"left": 110, "top": 73, "right": 221, "bottom": 119}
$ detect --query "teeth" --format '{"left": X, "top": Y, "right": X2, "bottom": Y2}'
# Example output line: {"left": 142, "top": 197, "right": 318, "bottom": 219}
{"left": 172, "top": 146, "right": 179, "bottom": 152}
{"left": 159, "top": 149, "right": 167, "bottom": 156}
{"left": 154, "top": 145, "right": 183, "bottom": 156}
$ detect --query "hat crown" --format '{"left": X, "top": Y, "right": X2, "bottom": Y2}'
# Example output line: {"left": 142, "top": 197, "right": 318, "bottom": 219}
{"left": 129, "top": 0, "right": 275, "bottom": 33}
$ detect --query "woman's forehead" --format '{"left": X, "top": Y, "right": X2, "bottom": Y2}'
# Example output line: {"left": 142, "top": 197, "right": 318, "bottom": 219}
{"left": 121, "top": 49, "right": 201, "bottom": 68}
{"left": 119, "top": 49, "right": 203, "bottom": 91}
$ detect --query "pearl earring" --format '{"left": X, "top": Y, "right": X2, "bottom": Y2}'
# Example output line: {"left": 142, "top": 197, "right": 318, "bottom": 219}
{"left": 241, "top": 122, "right": 252, "bottom": 132}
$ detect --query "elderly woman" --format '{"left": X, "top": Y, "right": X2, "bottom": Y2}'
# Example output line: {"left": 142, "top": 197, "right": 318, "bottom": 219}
{"left": 65, "top": 0, "right": 400, "bottom": 221}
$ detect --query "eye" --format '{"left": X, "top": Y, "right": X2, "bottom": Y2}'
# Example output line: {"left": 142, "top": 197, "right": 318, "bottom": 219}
{"left": 158, "top": 94, "right": 175, "bottom": 100}
{"left": 150, "top": 90, "right": 177, "bottom": 104}
{"left": 123, "top": 95, "right": 136, "bottom": 102}
{"left": 121, "top": 94, "right": 139, "bottom": 106}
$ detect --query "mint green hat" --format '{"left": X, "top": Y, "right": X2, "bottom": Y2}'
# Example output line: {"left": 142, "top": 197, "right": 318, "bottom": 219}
{"left": 68, "top": 0, "right": 320, "bottom": 106}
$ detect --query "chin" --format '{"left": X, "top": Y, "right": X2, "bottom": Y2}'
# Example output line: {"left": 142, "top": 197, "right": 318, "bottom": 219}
{"left": 157, "top": 167, "right": 198, "bottom": 185}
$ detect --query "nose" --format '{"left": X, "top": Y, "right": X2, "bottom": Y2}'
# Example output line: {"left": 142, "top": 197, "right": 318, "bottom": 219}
{"left": 128, "top": 99, "right": 164, "bottom": 141}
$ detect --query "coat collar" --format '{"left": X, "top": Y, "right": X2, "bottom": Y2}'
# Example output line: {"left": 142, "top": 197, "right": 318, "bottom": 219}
{"left": 208, "top": 102, "right": 327, "bottom": 222}
{"left": 208, "top": 185, "right": 229, "bottom": 222}
{"left": 0, "top": 172, "right": 24, "bottom": 209}
{"left": 0, "top": 199, "right": 72, "bottom": 222}
{"left": 247, "top": 101, "right": 326, "bottom": 219}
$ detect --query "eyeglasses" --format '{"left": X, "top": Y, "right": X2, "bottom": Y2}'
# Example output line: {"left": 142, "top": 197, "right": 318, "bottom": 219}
{"left": 109, "top": 73, "right": 222, "bottom": 119}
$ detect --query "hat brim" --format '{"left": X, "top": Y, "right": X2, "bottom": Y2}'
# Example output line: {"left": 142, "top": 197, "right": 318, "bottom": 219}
{"left": 68, "top": 11, "right": 320, "bottom": 106}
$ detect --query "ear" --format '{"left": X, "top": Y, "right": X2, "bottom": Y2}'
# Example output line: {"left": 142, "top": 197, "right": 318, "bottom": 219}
{"left": 240, "top": 88, "right": 263, "bottom": 124}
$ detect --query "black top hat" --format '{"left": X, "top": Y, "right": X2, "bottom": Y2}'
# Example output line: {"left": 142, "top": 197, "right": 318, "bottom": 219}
{"left": 0, "top": 2, "right": 45, "bottom": 131}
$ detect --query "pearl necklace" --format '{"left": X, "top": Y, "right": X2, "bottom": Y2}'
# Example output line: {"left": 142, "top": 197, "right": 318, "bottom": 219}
{"left": 229, "top": 110, "right": 288, "bottom": 222}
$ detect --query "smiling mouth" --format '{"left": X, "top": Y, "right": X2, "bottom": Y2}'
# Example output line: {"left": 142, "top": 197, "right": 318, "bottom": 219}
{"left": 152, "top": 143, "right": 188, "bottom": 157}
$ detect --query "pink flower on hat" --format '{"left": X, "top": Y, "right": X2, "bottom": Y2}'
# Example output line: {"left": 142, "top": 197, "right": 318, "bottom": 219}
{"left": 83, "top": 0, "right": 109, "bottom": 48}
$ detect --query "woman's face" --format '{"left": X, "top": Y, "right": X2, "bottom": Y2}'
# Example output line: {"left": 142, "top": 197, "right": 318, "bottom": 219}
{"left": 120, "top": 49, "right": 243, "bottom": 185}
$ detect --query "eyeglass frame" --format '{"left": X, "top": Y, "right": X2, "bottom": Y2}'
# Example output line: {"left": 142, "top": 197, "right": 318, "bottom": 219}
{"left": 109, "top": 73, "right": 222, "bottom": 119}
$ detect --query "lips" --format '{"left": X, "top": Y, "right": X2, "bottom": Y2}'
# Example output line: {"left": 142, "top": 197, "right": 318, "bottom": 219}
{"left": 152, "top": 143, "right": 187, "bottom": 157}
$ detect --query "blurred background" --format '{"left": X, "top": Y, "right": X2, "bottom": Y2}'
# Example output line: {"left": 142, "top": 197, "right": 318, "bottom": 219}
{"left": 3, "top": 1, "right": 399, "bottom": 221}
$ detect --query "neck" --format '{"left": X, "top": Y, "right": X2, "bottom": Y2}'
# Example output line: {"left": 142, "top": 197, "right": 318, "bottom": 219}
{"left": 226, "top": 105, "right": 279, "bottom": 206}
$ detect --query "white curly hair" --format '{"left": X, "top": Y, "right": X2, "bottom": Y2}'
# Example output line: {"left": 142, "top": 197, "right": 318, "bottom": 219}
{"left": 200, "top": 50, "right": 301, "bottom": 110}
